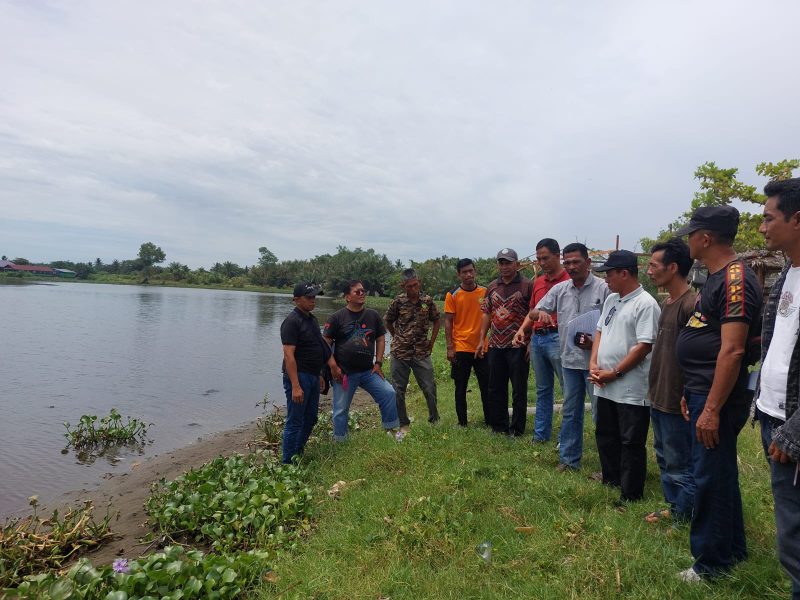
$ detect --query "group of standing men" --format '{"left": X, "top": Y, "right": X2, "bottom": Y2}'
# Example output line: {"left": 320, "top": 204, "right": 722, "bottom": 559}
{"left": 279, "top": 177, "right": 800, "bottom": 595}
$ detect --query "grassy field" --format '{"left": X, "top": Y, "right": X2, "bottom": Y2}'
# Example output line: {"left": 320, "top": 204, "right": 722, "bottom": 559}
{"left": 255, "top": 335, "right": 787, "bottom": 599}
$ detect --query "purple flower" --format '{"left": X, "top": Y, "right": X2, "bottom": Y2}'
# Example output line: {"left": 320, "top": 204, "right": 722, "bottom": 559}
{"left": 112, "top": 558, "right": 130, "bottom": 574}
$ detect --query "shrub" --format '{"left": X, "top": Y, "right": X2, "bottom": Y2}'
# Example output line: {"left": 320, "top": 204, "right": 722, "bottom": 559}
{"left": 5, "top": 545, "right": 269, "bottom": 599}
{"left": 145, "top": 451, "right": 312, "bottom": 551}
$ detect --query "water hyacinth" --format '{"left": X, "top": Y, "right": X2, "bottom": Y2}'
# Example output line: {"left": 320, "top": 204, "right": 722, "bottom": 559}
{"left": 112, "top": 558, "right": 129, "bottom": 574}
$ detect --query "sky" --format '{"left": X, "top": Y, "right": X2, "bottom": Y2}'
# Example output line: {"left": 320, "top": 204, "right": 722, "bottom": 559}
{"left": 1, "top": 1, "right": 799, "bottom": 269}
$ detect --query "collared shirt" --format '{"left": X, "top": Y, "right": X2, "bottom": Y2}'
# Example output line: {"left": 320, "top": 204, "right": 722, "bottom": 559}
{"left": 384, "top": 293, "right": 440, "bottom": 360}
{"left": 594, "top": 286, "right": 661, "bottom": 405}
{"left": 530, "top": 269, "right": 570, "bottom": 330}
{"left": 536, "top": 273, "right": 610, "bottom": 369}
{"left": 280, "top": 307, "right": 326, "bottom": 375}
{"left": 482, "top": 273, "right": 533, "bottom": 348}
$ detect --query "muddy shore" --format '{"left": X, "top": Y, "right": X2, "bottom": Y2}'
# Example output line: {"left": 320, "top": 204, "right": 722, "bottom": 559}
{"left": 31, "top": 392, "right": 372, "bottom": 567}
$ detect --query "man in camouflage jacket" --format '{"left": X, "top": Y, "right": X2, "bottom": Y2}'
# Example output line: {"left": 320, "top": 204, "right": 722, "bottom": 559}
{"left": 385, "top": 268, "right": 441, "bottom": 430}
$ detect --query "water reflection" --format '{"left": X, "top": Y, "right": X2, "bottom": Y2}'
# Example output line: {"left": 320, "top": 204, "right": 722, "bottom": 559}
{"left": 63, "top": 440, "right": 150, "bottom": 467}
{"left": 0, "top": 284, "right": 311, "bottom": 517}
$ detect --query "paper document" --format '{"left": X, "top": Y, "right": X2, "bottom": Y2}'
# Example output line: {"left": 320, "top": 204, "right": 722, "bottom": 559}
{"left": 565, "top": 309, "right": 601, "bottom": 348}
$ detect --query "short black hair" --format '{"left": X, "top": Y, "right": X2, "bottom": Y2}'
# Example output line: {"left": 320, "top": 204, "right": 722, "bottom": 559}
{"left": 562, "top": 242, "right": 589, "bottom": 260}
{"left": 651, "top": 237, "right": 693, "bottom": 277}
{"left": 536, "top": 238, "right": 560, "bottom": 255}
{"left": 764, "top": 177, "right": 800, "bottom": 221}
{"left": 401, "top": 268, "right": 418, "bottom": 282}
{"left": 456, "top": 258, "right": 474, "bottom": 273}
{"left": 343, "top": 279, "right": 363, "bottom": 295}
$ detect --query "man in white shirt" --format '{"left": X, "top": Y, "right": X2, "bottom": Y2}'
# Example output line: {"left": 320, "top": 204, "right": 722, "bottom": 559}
{"left": 589, "top": 250, "right": 660, "bottom": 504}
{"left": 756, "top": 177, "right": 800, "bottom": 599}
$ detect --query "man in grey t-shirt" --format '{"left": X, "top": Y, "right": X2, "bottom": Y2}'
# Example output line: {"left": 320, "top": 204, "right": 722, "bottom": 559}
{"left": 527, "top": 243, "right": 609, "bottom": 470}
{"left": 589, "top": 250, "right": 660, "bottom": 503}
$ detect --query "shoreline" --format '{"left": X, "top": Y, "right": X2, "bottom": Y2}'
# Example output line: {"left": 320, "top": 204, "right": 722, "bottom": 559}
{"left": 18, "top": 393, "right": 368, "bottom": 569}
{"left": 54, "top": 420, "right": 263, "bottom": 566}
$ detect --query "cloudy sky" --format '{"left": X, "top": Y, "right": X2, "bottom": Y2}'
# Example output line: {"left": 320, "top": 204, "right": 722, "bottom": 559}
{"left": 1, "top": 1, "right": 798, "bottom": 268}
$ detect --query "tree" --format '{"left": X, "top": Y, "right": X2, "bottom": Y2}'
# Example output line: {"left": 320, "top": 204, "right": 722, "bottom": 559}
{"left": 12, "top": 257, "right": 30, "bottom": 265}
{"left": 137, "top": 242, "right": 166, "bottom": 282}
{"left": 641, "top": 159, "right": 799, "bottom": 252}
{"left": 138, "top": 242, "right": 166, "bottom": 266}
{"left": 410, "top": 255, "right": 459, "bottom": 299}
{"left": 256, "top": 247, "right": 278, "bottom": 287}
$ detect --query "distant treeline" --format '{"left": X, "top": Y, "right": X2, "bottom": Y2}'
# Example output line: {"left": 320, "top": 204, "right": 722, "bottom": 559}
{"left": 6, "top": 247, "right": 515, "bottom": 299}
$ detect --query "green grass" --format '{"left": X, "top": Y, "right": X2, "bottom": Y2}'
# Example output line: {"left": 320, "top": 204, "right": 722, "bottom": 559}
{"left": 254, "top": 338, "right": 787, "bottom": 599}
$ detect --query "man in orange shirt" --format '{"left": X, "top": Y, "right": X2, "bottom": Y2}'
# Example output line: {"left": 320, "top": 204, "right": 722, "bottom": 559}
{"left": 445, "top": 258, "right": 489, "bottom": 426}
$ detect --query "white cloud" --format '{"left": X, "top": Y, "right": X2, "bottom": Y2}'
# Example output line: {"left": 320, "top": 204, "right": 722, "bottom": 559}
{"left": 1, "top": 0, "right": 798, "bottom": 267}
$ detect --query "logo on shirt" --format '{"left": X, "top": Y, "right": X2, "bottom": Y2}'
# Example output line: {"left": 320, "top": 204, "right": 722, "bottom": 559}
{"left": 685, "top": 310, "right": 708, "bottom": 328}
{"left": 778, "top": 290, "right": 797, "bottom": 319}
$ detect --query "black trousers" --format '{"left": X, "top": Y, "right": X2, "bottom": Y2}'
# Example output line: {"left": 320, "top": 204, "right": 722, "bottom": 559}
{"left": 595, "top": 396, "right": 650, "bottom": 501}
{"left": 487, "top": 347, "right": 529, "bottom": 435}
{"left": 451, "top": 351, "right": 490, "bottom": 426}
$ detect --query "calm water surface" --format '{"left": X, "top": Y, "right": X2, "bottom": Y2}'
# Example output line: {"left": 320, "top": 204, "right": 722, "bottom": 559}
{"left": 0, "top": 282, "right": 338, "bottom": 517}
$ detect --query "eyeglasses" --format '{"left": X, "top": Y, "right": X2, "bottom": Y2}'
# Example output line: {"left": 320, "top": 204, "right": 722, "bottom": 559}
{"left": 350, "top": 289, "right": 366, "bottom": 295}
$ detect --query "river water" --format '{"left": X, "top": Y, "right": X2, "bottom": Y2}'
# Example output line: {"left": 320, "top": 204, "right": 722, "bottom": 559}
{"left": 0, "top": 282, "right": 339, "bottom": 517}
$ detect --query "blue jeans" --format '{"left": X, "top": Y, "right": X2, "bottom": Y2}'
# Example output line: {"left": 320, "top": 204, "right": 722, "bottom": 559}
{"left": 530, "top": 332, "right": 564, "bottom": 442}
{"left": 759, "top": 410, "right": 800, "bottom": 599}
{"left": 651, "top": 407, "right": 695, "bottom": 521}
{"left": 332, "top": 369, "right": 399, "bottom": 440}
{"left": 560, "top": 367, "right": 595, "bottom": 468}
{"left": 281, "top": 372, "right": 320, "bottom": 464}
{"left": 686, "top": 390, "right": 749, "bottom": 576}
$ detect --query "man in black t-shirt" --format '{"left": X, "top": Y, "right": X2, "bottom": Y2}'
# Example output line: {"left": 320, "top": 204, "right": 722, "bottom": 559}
{"left": 674, "top": 206, "right": 763, "bottom": 582}
{"left": 280, "top": 281, "right": 329, "bottom": 464}
{"left": 323, "top": 280, "right": 401, "bottom": 441}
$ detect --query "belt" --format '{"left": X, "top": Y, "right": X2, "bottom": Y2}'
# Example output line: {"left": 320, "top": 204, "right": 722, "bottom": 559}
{"left": 533, "top": 327, "right": 558, "bottom": 335}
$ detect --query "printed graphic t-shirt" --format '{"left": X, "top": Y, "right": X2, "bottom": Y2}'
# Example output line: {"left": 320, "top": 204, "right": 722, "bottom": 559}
{"left": 676, "top": 260, "right": 762, "bottom": 404}
{"left": 323, "top": 307, "right": 386, "bottom": 373}
{"left": 444, "top": 285, "right": 487, "bottom": 353}
{"left": 757, "top": 265, "right": 800, "bottom": 420}
{"left": 481, "top": 274, "right": 532, "bottom": 348}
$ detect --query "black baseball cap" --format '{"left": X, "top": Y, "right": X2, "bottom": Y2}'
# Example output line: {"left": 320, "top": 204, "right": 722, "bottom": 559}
{"left": 674, "top": 205, "right": 740, "bottom": 237}
{"left": 594, "top": 250, "right": 638, "bottom": 272}
{"left": 293, "top": 281, "right": 320, "bottom": 298}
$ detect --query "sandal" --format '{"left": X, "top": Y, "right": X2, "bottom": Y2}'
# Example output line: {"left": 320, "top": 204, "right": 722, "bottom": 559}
{"left": 644, "top": 509, "right": 671, "bottom": 524}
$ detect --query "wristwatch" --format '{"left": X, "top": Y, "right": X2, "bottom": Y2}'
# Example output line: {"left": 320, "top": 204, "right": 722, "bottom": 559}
{"left": 375, "top": 360, "right": 383, "bottom": 367}
{"left": 615, "top": 369, "right": 624, "bottom": 379}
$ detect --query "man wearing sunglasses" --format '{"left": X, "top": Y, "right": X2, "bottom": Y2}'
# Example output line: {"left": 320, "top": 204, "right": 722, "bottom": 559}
{"left": 323, "top": 280, "right": 402, "bottom": 441}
